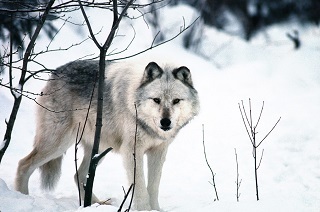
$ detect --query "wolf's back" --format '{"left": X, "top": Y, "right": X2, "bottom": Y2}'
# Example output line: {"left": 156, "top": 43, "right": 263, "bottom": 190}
{"left": 52, "top": 60, "right": 101, "bottom": 98}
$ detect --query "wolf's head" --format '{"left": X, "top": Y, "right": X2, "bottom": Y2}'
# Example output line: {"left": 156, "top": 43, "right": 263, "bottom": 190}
{"left": 135, "top": 62, "right": 200, "bottom": 140}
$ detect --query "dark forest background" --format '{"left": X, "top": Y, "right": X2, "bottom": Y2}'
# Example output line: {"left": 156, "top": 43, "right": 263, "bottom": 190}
{"left": 173, "top": 0, "right": 320, "bottom": 40}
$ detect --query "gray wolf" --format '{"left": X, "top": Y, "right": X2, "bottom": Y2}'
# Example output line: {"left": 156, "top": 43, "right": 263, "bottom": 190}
{"left": 15, "top": 58, "right": 200, "bottom": 210}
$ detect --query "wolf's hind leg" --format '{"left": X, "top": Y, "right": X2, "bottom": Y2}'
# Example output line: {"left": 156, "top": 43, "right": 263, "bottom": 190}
{"left": 15, "top": 148, "right": 65, "bottom": 194}
{"left": 15, "top": 148, "right": 40, "bottom": 194}
{"left": 15, "top": 132, "right": 73, "bottom": 194}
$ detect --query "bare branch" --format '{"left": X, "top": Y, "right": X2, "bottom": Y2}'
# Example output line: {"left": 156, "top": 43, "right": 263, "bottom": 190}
{"left": 234, "top": 148, "right": 241, "bottom": 202}
{"left": 256, "top": 149, "right": 264, "bottom": 170}
{"left": 93, "top": 147, "right": 113, "bottom": 164}
{"left": 112, "top": 16, "right": 200, "bottom": 61}
{"left": 118, "top": 184, "right": 133, "bottom": 212}
{"left": 77, "top": 0, "right": 100, "bottom": 48}
{"left": 0, "top": 0, "right": 56, "bottom": 163}
{"left": 46, "top": 17, "right": 70, "bottom": 51}
{"left": 151, "top": 31, "right": 162, "bottom": 47}
{"left": 241, "top": 99, "right": 256, "bottom": 142}
{"left": 106, "top": 25, "right": 136, "bottom": 57}
{"left": 1, "top": 88, "right": 89, "bottom": 113}
{"left": 83, "top": 0, "right": 134, "bottom": 207}
{"left": 249, "top": 98, "right": 253, "bottom": 130}
{"left": 238, "top": 99, "right": 281, "bottom": 201}
{"left": 254, "top": 101, "right": 264, "bottom": 129}
{"left": 238, "top": 103, "right": 254, "bottom": 144}
{"left": 256, "top": 117, "right": 281, "bottom": 148}
{"left": 75, "top": 122, "right": 82, "bottom": 206}
{"left": 9, "top": 26, "right": 15, "bottom": 98}
{"left": 103, "top": 0, "right": 134, "bottom": 50}
{"left": 126, "top": 103, "right": 139, "bottom": 211}
{"left": 202, "top": 124, "right": 219, "bottom": 201}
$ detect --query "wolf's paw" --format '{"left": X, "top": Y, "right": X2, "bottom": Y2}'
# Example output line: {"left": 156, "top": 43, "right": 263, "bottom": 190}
{"left": 134, "top": 201, "right": 152, "bottom": 211}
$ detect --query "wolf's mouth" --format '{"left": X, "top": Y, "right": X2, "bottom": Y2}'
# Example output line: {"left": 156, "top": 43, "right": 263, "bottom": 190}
{"left": 160, "top": 126, "right": 171, "bottom": 131}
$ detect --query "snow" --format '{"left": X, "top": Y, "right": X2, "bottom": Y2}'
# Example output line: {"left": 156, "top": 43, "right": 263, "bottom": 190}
{"left": 0, "top": 139, "right": 5, "bottom": 150}
{"left": 12, "top": 83, "right": 22, "bottom": 99}
{"left": 1, "top": 4, "right": 320, "bottom": 212}
{"left": 93, "top": 154, "right": 100, "bottom": 159}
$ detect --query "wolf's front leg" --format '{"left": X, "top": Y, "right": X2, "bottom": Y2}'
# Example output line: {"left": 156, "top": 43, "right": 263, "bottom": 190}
{"left": 122, "top": 149, "right": 151, "bottom": 210}
{"left": 147, "top": 144, "right": 169, "bottom": 210}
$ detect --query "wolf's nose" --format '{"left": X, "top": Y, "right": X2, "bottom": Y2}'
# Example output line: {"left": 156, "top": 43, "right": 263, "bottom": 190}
{"left": 160, "top": 118, "right": 171, "bottom": 128}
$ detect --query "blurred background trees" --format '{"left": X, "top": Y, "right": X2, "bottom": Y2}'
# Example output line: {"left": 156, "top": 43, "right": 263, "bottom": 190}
{"left": 0, "top": 0, "right": 58, "bottom": 74}
{"left": 0, "top": 0, "right": 58, "bottom": 51}
{"left": 172, "top": 0, "right": 320, "bottom": 40}
{"left": 1, "top": 0, "right": 319, "bottom": 74}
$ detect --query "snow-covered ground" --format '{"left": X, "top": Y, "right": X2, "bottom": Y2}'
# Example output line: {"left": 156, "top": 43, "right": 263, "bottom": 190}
{"left": 1, "top": 4, "right": 320, "bottom": 212}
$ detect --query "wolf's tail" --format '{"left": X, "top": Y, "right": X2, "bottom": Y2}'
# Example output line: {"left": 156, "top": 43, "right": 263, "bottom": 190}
{"left": 39, "top": 156, "right": 63, "bottom": 190}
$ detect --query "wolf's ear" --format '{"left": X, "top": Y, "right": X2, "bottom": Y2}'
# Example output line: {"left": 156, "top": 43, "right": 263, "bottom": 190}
{"left": 141, "top": 62, "right": 163, "bottom": 84}
{"left": 173, "top": 66, "right": 194, "bottom": 87}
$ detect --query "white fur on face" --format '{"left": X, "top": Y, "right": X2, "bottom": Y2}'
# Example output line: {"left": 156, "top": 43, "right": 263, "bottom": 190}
{"left": 136, "top": 74, "right": 199, "bottom": 140}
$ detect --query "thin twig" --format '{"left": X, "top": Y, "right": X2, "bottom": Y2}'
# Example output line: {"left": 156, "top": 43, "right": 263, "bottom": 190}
{"left": 111, "top": 16, "right": 200, "bottom": 61}
{"left": 103, "top": 0, "right": 134, "bottom": 50}
{"left": 74, "top": 76, "right": 97, "bottom": 206}
{"left": 9, "top": 17, "right": 14, "bottom": 98}
{"left": 249, "top": 98, "right": 253, "bottom": 131}
{"left": 256, "top": 117, "right": 281, "bottom": 148}
{"left": 0, "top": 0, "right": 56, "bottom": 163}
{"left": 202, "top": 124, "right": 219, "bottom": 201}
{"left": 256, "top": 149, "right": 264, "bottom": 170}
{"left": 234, "top": 148, "right": 241, "bottom": 202}
{"left": 75, "top": 122, "right": 82, "bottom": 206}
{"left": 118, "top": 184, "right": 133, "bottom": 212}
{"left": 126, "top": 103, "right": 138, "bottom": 211}
{"left": 241, "top": 100, "right": 252, "bottom": 132}
{"left": 254, "top": 101, "right": 264, "bottom": 129}
{"left": 238, "top": 99, "right": 281, "bottom": 201}
{"left": 238, "top": 103, "right": 254, "bottom": 145}
{"left": 77, "top": 0, "right": 100, "bottom": 48}
{"left": 106, "top": 24, "right": 136, "bottom": 57}
{"left": 151, "top": 31, "right": 161, "bottom": 47}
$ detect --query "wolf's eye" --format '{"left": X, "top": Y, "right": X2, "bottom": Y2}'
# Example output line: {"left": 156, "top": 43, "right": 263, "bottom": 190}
{"left": 153, "top": 98, "right": 161, "bottom": 104}
{"left": 172, "top": 99, "right": 181, "bottom": 105}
